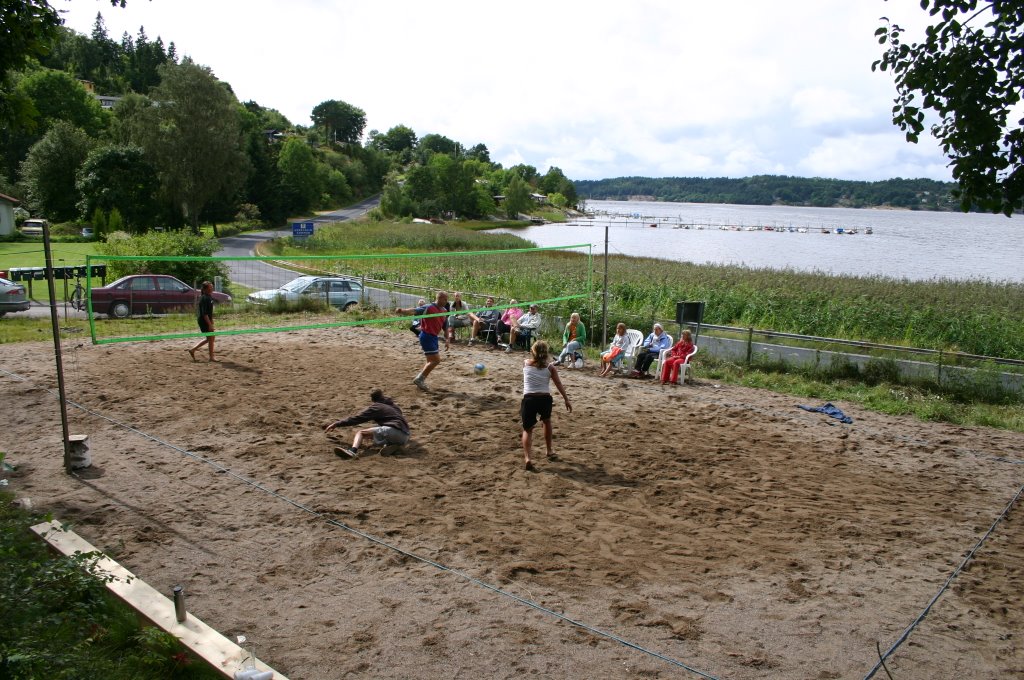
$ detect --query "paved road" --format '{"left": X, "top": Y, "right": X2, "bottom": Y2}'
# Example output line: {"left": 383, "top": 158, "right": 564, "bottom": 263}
{"left": 215, "top": 196, "right": 419, "bottom": 309}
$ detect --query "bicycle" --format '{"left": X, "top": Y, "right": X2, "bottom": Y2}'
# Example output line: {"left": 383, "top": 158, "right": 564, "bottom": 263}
{"left": 69, "top": 278, "right": 86, "bottom": 311}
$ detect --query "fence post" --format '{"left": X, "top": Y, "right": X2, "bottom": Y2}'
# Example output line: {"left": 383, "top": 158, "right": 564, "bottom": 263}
{"left": 361, "top": 275, "right": 366, "bottom": 305}
{"left": 937, "top": 349, "right": 943, "bottom": 387}
{"left": 746, "top": 327, "right": 754, "bottom": 365}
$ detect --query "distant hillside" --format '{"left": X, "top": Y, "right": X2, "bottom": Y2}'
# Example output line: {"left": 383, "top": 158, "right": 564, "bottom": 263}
{"left": 573, "top": 175, "right": 960, "bottom": 211}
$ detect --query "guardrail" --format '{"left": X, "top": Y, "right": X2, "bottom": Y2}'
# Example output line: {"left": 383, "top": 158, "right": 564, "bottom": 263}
{"left": 659, "top": 321, "right": 1023, "bottom": 394}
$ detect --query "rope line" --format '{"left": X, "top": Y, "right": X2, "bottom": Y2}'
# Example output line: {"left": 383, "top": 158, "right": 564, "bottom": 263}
{"left": 1, "top": 367, "right": 717, "bottom": 679}
{"left": 863, "top": 482, "right": 1024, "bottom": 679}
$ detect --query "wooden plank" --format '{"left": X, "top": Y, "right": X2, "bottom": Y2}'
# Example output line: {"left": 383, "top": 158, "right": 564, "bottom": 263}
{"left": 30, "top": 520, "right": 288, "bottom": 680}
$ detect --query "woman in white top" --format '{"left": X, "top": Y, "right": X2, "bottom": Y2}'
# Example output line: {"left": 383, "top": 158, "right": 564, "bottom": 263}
{"left": 521, "top": 340, "right": 572, "bottom": 470}
{"left": 599, "top": 322, "right": 630, "bottom": 377}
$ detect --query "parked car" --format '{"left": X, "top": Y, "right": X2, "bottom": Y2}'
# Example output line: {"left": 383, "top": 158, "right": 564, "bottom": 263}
{"left": 247, "top": 276, "right": 362, "bottom": 310}
{"left": 81, "top": 227, "right": 94, "bottom": 238}
{"left": 90, "top": 274, "right": 231, "bottom": 318}
{"left": 19, "top": 218, "right": 47, "bottom": 236}
{"left": 0, "top": 276, "right": 31, "bottom": 317}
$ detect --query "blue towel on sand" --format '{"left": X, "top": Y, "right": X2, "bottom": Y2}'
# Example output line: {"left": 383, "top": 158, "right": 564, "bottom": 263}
{"left": 798, "top": 402, "right": 853, "bottom": 424}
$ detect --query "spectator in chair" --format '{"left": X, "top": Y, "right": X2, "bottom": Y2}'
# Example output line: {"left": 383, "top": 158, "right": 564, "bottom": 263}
{"left": 557, "top": 312, "right": 587, "bottom": 365}
{"left": 509, "top": 303, "right": 542, "bottom": 352}
{"left": 446, "top": 291, "right": 473, "bottom": 342}
{"left": 661, "top": 329, "right": 696, "bottom": 385}
{"left": 468, "top": 296, "right": 500, "bottom": 345}
{"left": 494, "top": 299, "right": 524, "bottom": 349}
{"left": 599, "top": 322, "right": 631, "bottom": 377}
{"left": 630, "top": 322, "right": 672, "bottom": 377}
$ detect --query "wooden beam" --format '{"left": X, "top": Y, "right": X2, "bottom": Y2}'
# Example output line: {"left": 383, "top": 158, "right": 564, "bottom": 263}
{"left": 30, "top": 520, "right": 288, "bottom": 680}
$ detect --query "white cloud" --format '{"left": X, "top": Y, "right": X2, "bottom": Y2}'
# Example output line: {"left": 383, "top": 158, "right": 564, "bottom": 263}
{"left": 58, "top": 0, "right": 954, "bottom": 182}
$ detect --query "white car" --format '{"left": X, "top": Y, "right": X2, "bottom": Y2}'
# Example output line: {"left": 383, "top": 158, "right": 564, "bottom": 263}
{"left": 20, "top": 218, "right": 47, "bottom": 236}
{"left": 246, "top": 276, "right": 362, "bottom": 310}
{"left": 0, "top": 276, "right": 31, "bottom": 316}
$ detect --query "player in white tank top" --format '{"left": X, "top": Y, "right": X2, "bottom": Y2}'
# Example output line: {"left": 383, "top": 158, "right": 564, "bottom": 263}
{"left": 519, "top": 340, "right": 572, "bottom": 470}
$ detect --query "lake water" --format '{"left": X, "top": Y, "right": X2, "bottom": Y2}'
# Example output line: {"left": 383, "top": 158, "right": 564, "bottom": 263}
{"left": 497, "top": 200, "right": 1023, "bottom": 282}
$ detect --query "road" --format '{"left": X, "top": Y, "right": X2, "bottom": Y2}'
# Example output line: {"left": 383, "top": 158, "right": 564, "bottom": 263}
{"left": 217, "top": 196, "right": 420, "bottom": 309}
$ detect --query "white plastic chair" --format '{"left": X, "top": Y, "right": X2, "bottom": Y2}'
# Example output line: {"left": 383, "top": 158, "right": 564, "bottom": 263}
{"left": 657, "top": 345, "right": 698, "bottom": 383}
{"left": 615, "top": 329, "right": 644, "bottom": 374}
{"left": 649, "top": 333, "right": 672, "bottom": 377}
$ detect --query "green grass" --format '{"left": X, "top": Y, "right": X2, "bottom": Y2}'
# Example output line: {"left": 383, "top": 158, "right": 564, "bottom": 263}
{"left": 0, "top": 483, "right": 223, "bottom": 679}
{"left": 698, "top": 356, "right": 1024, "bottom": 431}
{"left": 0, "top": 241, "right": 101, "bottom": 305}
{"left": 0, "top": 241, "right": 99, "bottom": 269}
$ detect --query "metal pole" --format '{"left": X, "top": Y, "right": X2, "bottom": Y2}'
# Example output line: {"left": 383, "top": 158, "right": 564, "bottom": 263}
{"left": 601, "top": 224, "right": 609, "bottom": 346}
{"left": 43, "top": 224, "right": 73, "bottom": 473}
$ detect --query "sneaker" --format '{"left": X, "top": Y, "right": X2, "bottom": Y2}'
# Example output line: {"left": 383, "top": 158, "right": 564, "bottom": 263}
{"left": 468, "top": 338, "right": 476, "bottom": 345}
{"left": 504, "top": 345, "right": 512, "bottom": 353}
{"left": 334, "top": 446, "right": 357, "bottom": 459}
{"left": 413, "top": 376, "right": 428, "bottom": 391}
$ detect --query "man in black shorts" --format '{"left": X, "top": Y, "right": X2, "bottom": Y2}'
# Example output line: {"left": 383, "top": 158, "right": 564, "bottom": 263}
{"left": 188, "top": 281, "right": 216, "bottom": 362}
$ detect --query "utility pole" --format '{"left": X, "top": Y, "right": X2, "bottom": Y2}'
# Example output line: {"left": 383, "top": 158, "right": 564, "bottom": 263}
{"left": 42, "top": 223, "right": 73, "bottom": 472}
{"left": 601, "top": 224, "right": 609, "bottom": 346}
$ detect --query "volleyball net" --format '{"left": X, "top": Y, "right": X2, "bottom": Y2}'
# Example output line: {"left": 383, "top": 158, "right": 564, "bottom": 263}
{"left": 83, "top": 245, "right": 594, "bottom": 345}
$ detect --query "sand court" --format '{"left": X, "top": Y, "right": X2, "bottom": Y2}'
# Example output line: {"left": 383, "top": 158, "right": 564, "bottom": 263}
{"left": 2, "top": 325, "right": 1021, "bottom": 679}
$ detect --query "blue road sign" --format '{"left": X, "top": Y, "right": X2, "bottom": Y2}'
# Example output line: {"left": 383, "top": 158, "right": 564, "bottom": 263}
{"left": 292, "top": 221, "right": 315, "bottom": 238}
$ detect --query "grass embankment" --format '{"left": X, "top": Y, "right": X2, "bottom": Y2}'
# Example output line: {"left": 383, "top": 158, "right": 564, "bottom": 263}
{"left": 0, "top": 484, "right": 222, "bottom": 679}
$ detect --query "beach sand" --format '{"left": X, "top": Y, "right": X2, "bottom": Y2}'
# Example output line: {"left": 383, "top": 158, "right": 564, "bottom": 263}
{"left": 2, "top": 326, "right": 1021, "bottom": 679}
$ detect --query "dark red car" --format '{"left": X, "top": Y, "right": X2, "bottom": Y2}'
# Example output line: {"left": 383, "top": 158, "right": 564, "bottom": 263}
{"left": 89, "top": 275, "right": 231, "bottom": 318}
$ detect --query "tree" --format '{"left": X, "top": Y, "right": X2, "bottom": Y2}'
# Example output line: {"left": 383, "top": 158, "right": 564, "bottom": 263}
{"left": 368, "top": 124, "right": 417, "bottom": 157}
{"left": 539, "top": 166, "right": 578, "bottom": 207}
{"left": 417, "top": 133, "right": 460, "bottom": 158}
{"left": 277, "top": 136, "right": 321, "bottom": 214}
{"left": 466, "top": 143, "right": 490, "bottom": 163}
{"left": 19, "top": 121, "right": 94, "bottom": 220}
{"left": 0, "top": 0, "right": 61, "bottom": 130}
{"left": 874, "top": 1, "right": 1024, "bottom": 216}
{"left": 16, "top": 69, "right": 106, "bottom": 136}
{"left": 2, "top": 68, "right": 106, "bottom": 180}
{"left": 76, "top": 145, "right": 159, "bottom": 232}
{"left": 138, "top": 60, "right": 249, "bottom": 232}
{"left": 310, "top": 99, "right": 366, "bottom": 145}
{"left": 504, "top": 174, "right": 531, "bottom": 220}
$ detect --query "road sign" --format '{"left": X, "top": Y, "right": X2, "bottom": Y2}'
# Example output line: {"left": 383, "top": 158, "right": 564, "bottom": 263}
{"left": 292, "top": 221, "right": 315, "bottom": 239}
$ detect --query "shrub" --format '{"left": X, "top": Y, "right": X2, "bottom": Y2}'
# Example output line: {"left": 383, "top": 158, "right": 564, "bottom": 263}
{"left": 99, "top": 231, "right": 230, "bottom": 290}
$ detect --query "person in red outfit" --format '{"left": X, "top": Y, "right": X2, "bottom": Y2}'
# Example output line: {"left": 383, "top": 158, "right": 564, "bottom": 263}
{"left": 660, "top": 329, "right": 696, "bottom": 384}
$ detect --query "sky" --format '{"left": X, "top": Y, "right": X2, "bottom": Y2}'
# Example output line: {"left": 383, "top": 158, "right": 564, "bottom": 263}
{"left": 58, "top": 0, "right": 954, "bottom": 183}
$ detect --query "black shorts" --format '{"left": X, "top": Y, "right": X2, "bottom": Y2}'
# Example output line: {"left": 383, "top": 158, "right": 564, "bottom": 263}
{"left": 198, "top": 318, "right": 213, "bottom": 333}
{"left": 520, "top": 393, "right": 553, "bottom": 430}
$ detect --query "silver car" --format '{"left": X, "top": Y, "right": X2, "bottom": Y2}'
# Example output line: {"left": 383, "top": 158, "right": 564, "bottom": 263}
{"left": 246, "top": 276, "right": 362, "bottom": 310}
{"left": 0, "top": 276, "right": 31, "bottom": 317}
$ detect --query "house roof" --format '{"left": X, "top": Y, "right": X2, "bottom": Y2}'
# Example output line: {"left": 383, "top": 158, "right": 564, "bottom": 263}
{"left": 0, "top": 192, "right": 20, "bottom": 205}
